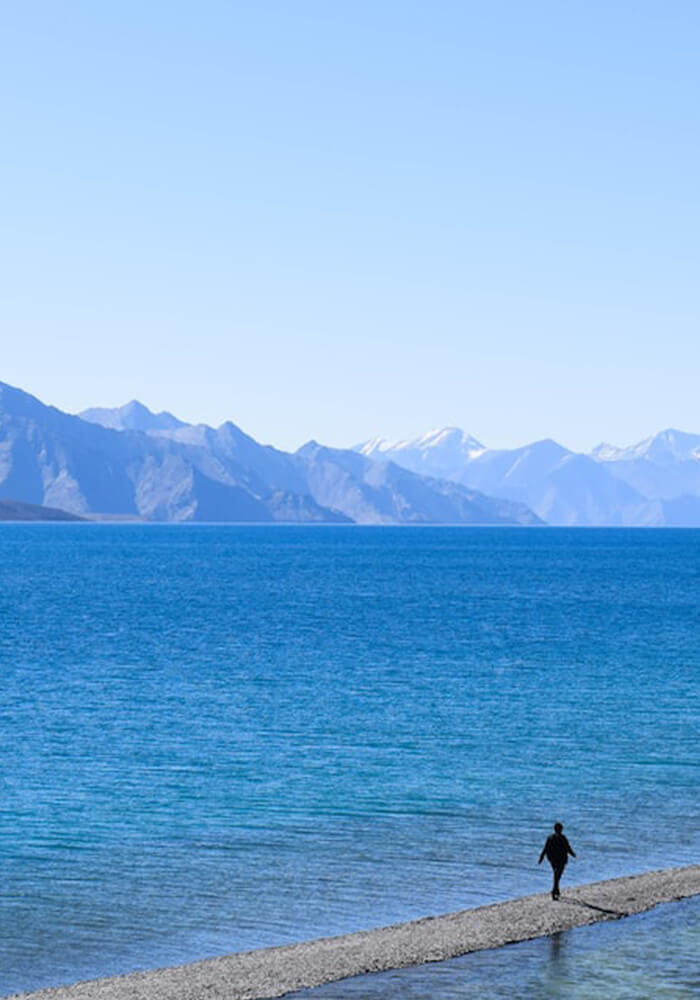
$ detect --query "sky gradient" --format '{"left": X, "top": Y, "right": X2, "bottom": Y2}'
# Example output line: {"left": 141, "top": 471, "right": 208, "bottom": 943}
{"left": 2, "top": 2, "right": 699, "bottom": 452}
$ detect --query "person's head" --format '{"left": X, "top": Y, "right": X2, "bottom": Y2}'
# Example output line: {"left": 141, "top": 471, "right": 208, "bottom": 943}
{"left": 554, "top": 822, "right": 563, "bottom": 833}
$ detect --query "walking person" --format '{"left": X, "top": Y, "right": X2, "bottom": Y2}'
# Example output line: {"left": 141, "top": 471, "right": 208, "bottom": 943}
{"left": 538, "top": 822, "right": 576, "bottom": 900}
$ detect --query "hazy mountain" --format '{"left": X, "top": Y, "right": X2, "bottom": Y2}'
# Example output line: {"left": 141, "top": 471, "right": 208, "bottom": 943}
{"left": 0, "top": 383, "right": 329, "bottom": 522}
{"left": 591, "top": 429, "right": 700, "bottom": 465}
{"left": 159, "top": 420, "right": 310, "bottom": 497}
{"left": 80, "top": 400, "right": 187, "bottom": 432}
{"left": 590, "top": 429, "right": 700, "bottom": 501}
{"left": 14, "top": 385, "right": 700, "bottom": 526}
{"left": 0, "top": 383, "right": 537, "bottom": 525}
{"left": 265, "top": 490, "right": 352, "bottom": 523}
{"left": 652, "top": 494, "right": 700, "bottom": 527}
{"left": 19, "top": 385, "right": 700, "bottom": 526}
{"left": 0, "top": 381, "right": 145, "bottom": 515}
{"left": 356, "top": 427, "right": 700, "bottom": 526}
{"left": 358, "top": 428, "right": 487, "bottom": 480}
{"left": 296, "top": 442, "right": 542, "bottom": 525}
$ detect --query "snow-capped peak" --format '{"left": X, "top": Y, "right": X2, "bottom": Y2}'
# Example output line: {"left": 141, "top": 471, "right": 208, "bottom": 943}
{"left": 591, "top": 429, "right": 700, "bottom": 465}
{"left": 357, "top": 427, "right": 486, "bottom": 460}
{"left": 412, "top": 427, "right": 485, "bottom": 453}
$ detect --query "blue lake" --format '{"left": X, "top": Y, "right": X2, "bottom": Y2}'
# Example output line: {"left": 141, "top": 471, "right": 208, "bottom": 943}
{"left": 0, "top": 525, "right": 698, "bottom": 995}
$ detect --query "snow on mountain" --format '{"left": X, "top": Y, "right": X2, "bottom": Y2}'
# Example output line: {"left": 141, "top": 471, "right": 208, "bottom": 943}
{"left": 590, "top": 429, "right": 700, "bottom": 465}
{"left": 359, "top": 427, "right": 486, "bottom": 457}
{"left": 589, "top": 429, "right": 700, "bottom": 501}
{"left": 357, "top": 428, "right": 487, "bottom": 482}
{"left": 354, "top": 427, "right": 681, "bottom": 526}
{"left": 589, "top": 442, "right": 624, "bottom": 462}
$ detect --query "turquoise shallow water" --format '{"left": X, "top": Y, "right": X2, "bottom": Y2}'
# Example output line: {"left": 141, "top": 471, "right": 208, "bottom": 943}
{"left": 291, "top": 897, "right": 700, "bottom": 1000}
{"left": 0, "top": 525, "right": 698, "bottom": 995}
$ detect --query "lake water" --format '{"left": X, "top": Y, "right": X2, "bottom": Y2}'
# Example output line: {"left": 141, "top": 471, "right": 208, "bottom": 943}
{"left": 291, "top": 896, "right": 700, "bottom": 999}
{"left": 0, "top": 525, "right": 698, "bottom": 995}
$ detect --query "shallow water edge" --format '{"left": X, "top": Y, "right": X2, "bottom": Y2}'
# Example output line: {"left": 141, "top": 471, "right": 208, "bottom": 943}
{"left": 12, "top": 866, "right": 700, "bottom": 1000}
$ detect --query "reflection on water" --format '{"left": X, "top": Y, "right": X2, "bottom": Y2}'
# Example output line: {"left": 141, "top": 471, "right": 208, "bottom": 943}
{"left": 549, "top": 932, "right": 563, "bottom": 963}
{"left": 292, "top": 897, "right": 700, "bottom": 1000}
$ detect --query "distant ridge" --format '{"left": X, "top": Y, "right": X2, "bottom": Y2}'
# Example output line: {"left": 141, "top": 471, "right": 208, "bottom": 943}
{"left": 356, "top": 426, "right": 700, "bottom": 526}
{"left": 16, "top": 382, "right": 700, "bottom": 526}
{"left": 591, "top": 428, "right": 700, "bottom": 464}
{"left": 295, "top": 440, "right": 540, "bottom": 526}
{"left": 0, "top": 382, "right": 539, "bottom": 526}
{"left": 80, "top": 400, "right": 187, "bottom": 432}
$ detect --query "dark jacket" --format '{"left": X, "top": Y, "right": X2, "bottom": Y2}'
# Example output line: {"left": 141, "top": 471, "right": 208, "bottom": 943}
{"left": 540, "top": 832, "right": 575, "bottom": 867}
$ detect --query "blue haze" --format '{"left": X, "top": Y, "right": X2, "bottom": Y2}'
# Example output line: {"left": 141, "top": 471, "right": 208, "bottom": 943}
{"left": 0, "top": 525, "right": 698, "bottom": 995}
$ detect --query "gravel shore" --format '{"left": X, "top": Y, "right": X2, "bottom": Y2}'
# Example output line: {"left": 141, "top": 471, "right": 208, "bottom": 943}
{"left": 13, "top": 865, "right": 700, "bottom": 1000}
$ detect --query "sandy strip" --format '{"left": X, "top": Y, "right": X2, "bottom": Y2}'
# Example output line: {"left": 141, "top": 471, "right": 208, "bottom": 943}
{"left": 13, "top": 865, "right": 700, "bottom": 1000}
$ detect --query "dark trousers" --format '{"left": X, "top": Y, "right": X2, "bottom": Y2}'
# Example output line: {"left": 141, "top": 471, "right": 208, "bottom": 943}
{"left": 551, "top": 861, "right": 566, "bottom": 897}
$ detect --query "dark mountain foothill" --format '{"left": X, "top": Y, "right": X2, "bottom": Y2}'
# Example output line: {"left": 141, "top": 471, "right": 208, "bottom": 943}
{"left": 0, "top": 499, "right": 84, "bottom": 521}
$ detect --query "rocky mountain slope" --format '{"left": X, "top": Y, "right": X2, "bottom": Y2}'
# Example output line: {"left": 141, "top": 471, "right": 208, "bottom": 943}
{"left": 0, "top": 383, "right": 539, "bottom": 525}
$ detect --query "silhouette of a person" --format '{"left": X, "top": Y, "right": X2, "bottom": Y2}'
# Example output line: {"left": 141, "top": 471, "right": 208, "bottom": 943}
{"left": 538, "top": 822, "right": 576, "bottom": 900}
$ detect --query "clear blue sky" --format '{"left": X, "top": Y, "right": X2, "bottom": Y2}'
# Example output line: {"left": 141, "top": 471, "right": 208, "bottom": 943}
{"left": 2, "top": 1, "right": 699, "bottom": 452}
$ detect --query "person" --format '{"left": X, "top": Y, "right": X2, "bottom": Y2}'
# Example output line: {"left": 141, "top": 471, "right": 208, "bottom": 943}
{"left": 538, "top": 822, "right": 576, "bottom": 900}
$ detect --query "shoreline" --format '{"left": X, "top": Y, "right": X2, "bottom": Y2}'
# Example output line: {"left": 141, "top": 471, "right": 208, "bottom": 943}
{"left": 12, "top": 865, "right": 700, "bottom": 1000}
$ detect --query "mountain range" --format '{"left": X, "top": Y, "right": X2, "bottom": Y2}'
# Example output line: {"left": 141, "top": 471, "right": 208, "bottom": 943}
{"left": 356, "top": 428, "right": 700, "bottom": 526}
{"left": 0, "top": 383, "right": 539, "bottom": 525}
{"left": 4, "top": 380, "right": 700, "bottom": 526}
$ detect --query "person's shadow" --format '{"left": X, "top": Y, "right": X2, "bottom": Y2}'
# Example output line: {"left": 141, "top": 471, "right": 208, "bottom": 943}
{"left": 559, "top": 897, "right": 627, "bottom": 918}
